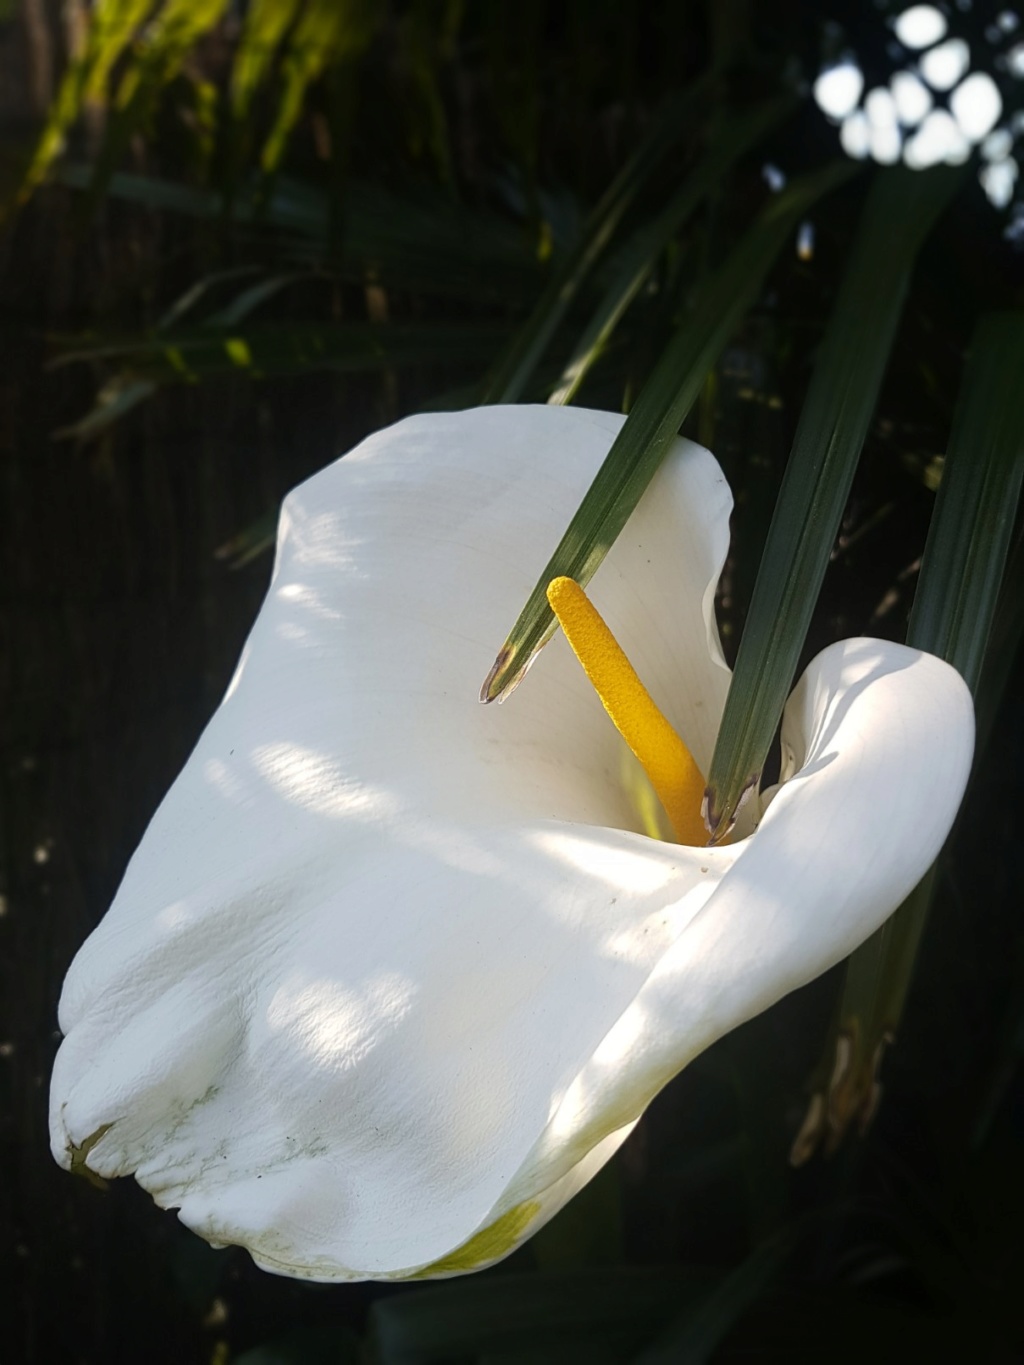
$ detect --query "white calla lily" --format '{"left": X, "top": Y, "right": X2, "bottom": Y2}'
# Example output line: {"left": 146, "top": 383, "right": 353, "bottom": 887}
{"left": 50, "top": 405, "right": 973, "bottom": 1282}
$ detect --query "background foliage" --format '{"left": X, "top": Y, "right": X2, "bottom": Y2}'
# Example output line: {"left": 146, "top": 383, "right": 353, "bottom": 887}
{"left": 2, "top": 1, "right": 1022, "bottom": 1361}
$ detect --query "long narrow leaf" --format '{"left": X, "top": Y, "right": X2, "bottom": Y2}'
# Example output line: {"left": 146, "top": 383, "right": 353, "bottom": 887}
{"left": 704, "top": 167, "right": 963, "bottom": 839}
{"left": 54, "top": 377, "right": 158, "bottom": 442}
{"left": 56, "top": 167, "right": 545, "bottom": 303}
{"left": 54, "top": 322, "right": 513, "bottom": 439}
{"left": 204, "top": 274, "right": 308, "bottom": 328}
{"left": 793, "top": 311, "right": 1024, "bottom": 1160}
{"left": 260, "top": 0, "right": 378, "bottom": 174}
{"left": 481, "top": 159, "right": 858, "bottom": 703}
{"left": 13, "top": 0, "right": 155, "bottom": 205}
{"left": 632, "top": 1228, "right": 799, "bottom": 1365}
{"left": 906, "top": 311, "right": 1024, "bottom": 683}
{"left": 58, "top": 320, "right": 513, "bottom": 378}
{"left": 549, "top": 99, "right": 795, "bottom": 406}
{"left": 477, "top": 80, "right": 715, "bottom": 404}
{"left": 230, "top": 0, "right": 304, "bottom": 120}
{"left": 82, "top": 0, "right": 230, "bottom": 206}
{"left": 156, "top": 267, "right": 260, "bottom": 332}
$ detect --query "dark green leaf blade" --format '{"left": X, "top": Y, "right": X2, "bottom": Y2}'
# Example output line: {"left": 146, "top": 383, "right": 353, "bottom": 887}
{"left": 549, "top": 98, "right": 796, "bottom": 406}
{"left": 481, "top": 159, "right": 858, "bottom": 704}
{"left": 906, "top": 311, "right": 1024, "bottom": 685}
{"left": 56, "top": 166, "right": 545, "bottom": 304}
{"left": 59, "top": 319, "right": 514, "bottom": 378}
{"left": 368, "top": 1267, "right": 716, "bottom": 1365}
{"left": 794, "top": 311, "right": 1024, "bottom": 1160}
{"left": 704, "top": 167, "right": 963, "bottom": 840}
{"left": 631, "top": 1228, "right": 798, "bottom": 1365}
{"left": 477, "top": 81, "right": 715, "bottom": 405}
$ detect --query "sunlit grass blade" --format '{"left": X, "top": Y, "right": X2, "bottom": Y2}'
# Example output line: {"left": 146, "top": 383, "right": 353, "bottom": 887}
{"left": 259, "top": 0, "right": 378, "bottom": 175}
{"left": 549, "top": 99, "right": 795, "bottom": 406}
{"left": 230, "top": 0, "right": 304, "bottom": 122}
{"left": 793, "top": 311, "right": 1024, "bottom": 1162}
{"left": 703, "top": 167, "right": 963, "bottom": 841}
{"left": 114, "top": 0, "right": 228, "bottom": 110}
{"left": 11, "top": 0, "right": 153, "bottom": 208}
{"left": 477, "top": 80, "right": 714, "bottom": 405}
{"left": 480, "top": 160, "right": 857, "bottom": 703}
{"left": 79, "top": 0, "right": 230, "bottom": 209}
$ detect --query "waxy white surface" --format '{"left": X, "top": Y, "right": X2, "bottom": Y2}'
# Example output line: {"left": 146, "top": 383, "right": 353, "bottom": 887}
{"left": 51, "top": 406, "right": 974, "bottom": 1280}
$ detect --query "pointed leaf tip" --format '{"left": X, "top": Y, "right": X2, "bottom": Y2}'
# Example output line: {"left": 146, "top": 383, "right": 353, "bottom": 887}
{"left": 479, "top": 647, "right": 513, "bottom": 703}
{"left": 480, "top": 644, "right": 535, "bottom": 703}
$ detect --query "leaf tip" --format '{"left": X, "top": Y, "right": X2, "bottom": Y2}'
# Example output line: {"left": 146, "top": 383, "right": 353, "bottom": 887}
{"left": 479, "top": 645, "right": 515, "bottom": 704}
{"left": 479, "top": 643, "right": 540, "bottom": 704}
{"left": 702, "top": 773, "right": 759, "bottom": 845}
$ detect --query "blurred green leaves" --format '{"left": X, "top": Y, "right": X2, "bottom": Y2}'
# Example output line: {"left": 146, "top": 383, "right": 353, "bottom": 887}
{"left": 54, "top": 318, "right": 511, "bottom": 441}
{"left": 255, "top": 0, "right": 378, "bottom": 175}
{"left": 18, "top": 0, "right": 377, "bottom": 205}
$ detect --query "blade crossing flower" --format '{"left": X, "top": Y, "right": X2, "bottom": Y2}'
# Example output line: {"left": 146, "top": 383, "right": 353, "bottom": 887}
{"left": 49, "top": 405, "right": 974, "bottom": 1282}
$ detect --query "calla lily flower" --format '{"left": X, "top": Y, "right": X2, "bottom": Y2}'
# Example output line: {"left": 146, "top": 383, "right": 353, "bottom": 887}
{"left": 50, "top": 405, "right": 973, "bottom": 1282}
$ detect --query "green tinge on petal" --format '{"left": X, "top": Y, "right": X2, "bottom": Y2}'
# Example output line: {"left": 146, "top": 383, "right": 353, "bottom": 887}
{"left": 410, "top": 1201, "right": 542, "bottom": 1278}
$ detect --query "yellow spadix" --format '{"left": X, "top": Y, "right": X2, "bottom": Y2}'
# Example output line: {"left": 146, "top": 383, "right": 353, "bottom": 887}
{"left": 546, "top": 576, "right": 707, "bottom": 846}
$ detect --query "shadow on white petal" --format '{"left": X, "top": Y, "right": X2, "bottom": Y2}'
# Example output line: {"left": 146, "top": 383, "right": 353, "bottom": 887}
{"left": 250, "top": 742, "right": 400, "bottom": 823}
{"left": 265, "top": 971, "right": 417, "bottom": 1071}
{"left": 783, "top": 639, "right": 916, "bottom": 776}
{"left": 276, "top": 581, "right": 343, "bottom": 623}
{"left": 283, "top": 507, "right": 367, "bottom": 577}
{"left": 202, "top": 756, "right": 248, "bottom": 803}
{"left": 531, "top": 827, "right": 682, "bottom": 895}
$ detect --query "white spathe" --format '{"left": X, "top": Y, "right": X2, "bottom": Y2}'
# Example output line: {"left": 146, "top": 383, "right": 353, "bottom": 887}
{"left": 49, "top": 406, "right": 974, "bottom": 1282}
